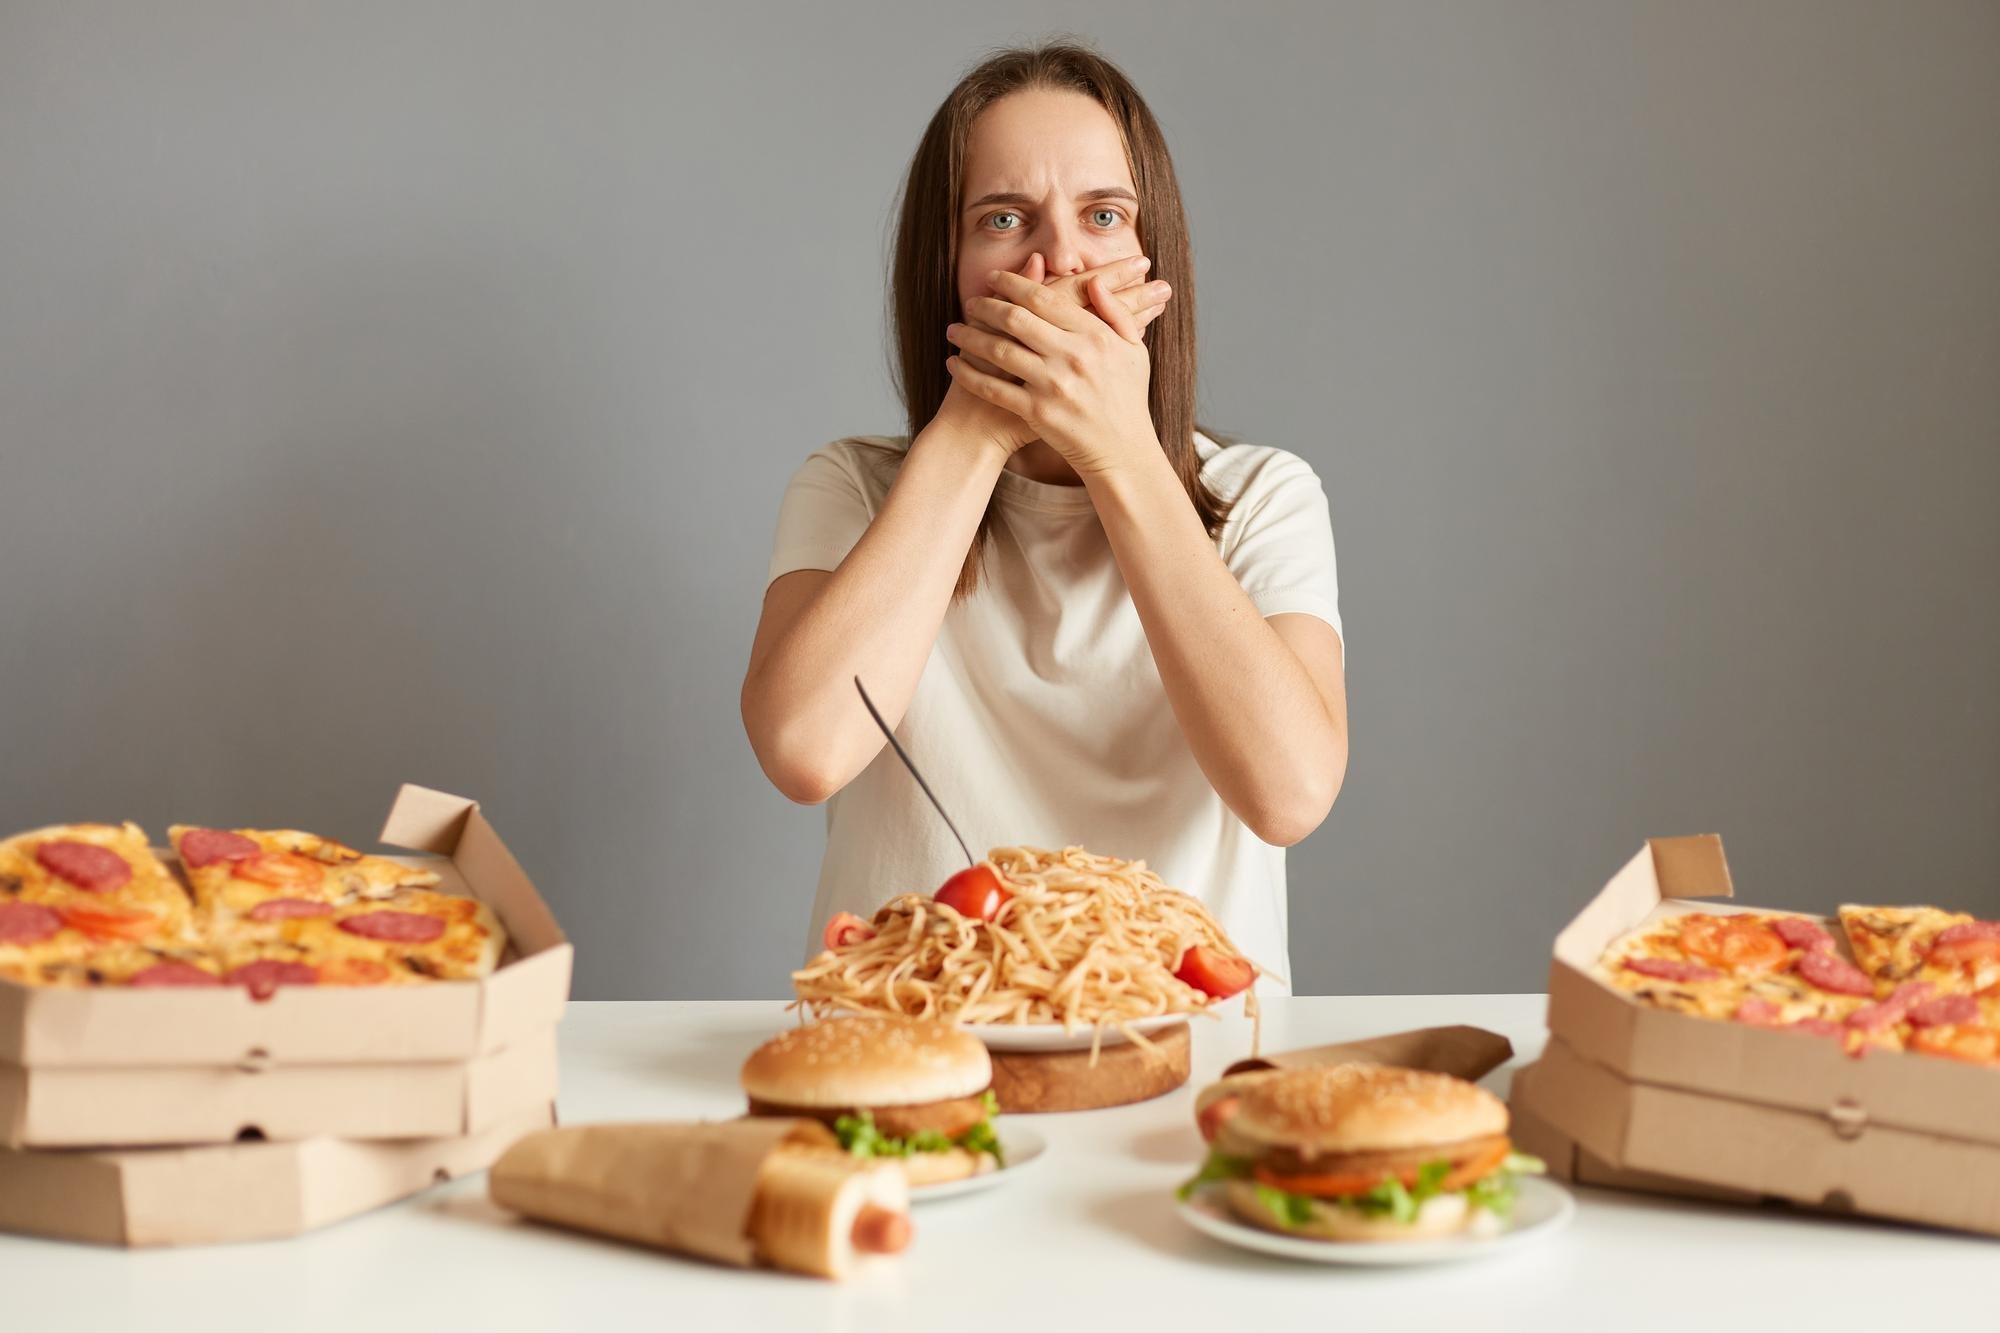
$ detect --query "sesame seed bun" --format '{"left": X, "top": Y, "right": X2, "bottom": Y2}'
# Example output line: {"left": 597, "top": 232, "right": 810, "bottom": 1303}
{"left": 741, "top": 1016, "right": 992, "bottom": 1108}
{"left": 1221, "top": 1063, "right": 1508, "bottom": 1155}
{"left": 1193, "top": 1069, "right": 1282, "bottom": 1122}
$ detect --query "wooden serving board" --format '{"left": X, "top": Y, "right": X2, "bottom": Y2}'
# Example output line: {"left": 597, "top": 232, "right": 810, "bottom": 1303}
{"left": 988, "top": 1022, "right": 1190, "bottom": 1113}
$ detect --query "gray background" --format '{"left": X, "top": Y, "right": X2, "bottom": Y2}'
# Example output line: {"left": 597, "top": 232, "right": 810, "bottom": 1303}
{"left": 3, "top": 2, "right": 1996, "bottom": 999}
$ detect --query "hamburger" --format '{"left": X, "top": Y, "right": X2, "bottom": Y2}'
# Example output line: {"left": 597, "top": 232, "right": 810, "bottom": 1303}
{"left": 742, "top": 1016, "right": 1003, "bottom": 1186}
{"left": 1180, "top": 1063, "right": 1544, "bottom": 1241}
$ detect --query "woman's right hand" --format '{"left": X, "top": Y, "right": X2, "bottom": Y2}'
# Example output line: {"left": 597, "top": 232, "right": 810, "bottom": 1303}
{"left": 929, "top": 252, "right": 1171, "bottom": 456}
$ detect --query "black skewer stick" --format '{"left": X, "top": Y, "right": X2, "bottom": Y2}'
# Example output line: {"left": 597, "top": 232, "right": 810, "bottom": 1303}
{"left": 853, "top": 676, "right": 976, "bottom": 869}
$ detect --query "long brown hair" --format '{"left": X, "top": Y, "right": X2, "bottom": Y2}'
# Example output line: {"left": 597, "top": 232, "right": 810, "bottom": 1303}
{"left": 887, "top": 39, "right": 1234, "bottom": 598}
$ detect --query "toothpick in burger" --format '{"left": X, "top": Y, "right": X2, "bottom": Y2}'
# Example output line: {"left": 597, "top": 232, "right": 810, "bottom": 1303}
{"left": 1179, "top": 1063, "right": 1544, "bottom": 1241}
{"left": 743, "top": 1016, "right": 1003, "bottom": 1186}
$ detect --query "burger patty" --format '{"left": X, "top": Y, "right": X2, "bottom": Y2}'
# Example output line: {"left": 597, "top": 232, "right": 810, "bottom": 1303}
{"left": 1255, "top": 1132, "right": 1510, "bottom": 1182}
{"left": 746, "top": 1092, "right": 989, "bottom": 1141}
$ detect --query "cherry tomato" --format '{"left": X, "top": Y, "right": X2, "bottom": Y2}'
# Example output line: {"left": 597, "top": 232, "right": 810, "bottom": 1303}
{"left": 1676, "top": 914, "right": 1787, "bottom": 975}
{"left": 1174, "top": 945, "right": 1255, "bottom": 999}
{"left": 823, "top": 911, "right": 877, "bottom": 951}
{"left": 934, "top": 864, "right": 1011, "bottom": 921}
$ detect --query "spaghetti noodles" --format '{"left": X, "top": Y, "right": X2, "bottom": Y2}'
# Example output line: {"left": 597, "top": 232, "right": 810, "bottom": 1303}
{"left": 791, "top": 845, "right": 1265, "bottom": 1057}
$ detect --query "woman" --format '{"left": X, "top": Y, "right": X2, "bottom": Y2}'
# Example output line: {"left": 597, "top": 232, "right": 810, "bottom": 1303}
{"left": 741, "top": 42, "right": 1346, "bottom": 990}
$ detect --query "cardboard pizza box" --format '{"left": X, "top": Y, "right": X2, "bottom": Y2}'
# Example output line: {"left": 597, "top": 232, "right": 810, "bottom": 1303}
{"left": 1538, "top": 837, "right": 2000, "bottom": 1237}
{"left": 1521, "top": 1037, "right": 2000, "bottom": 1236}
{"left": 0, "top": 1023, "right": 557, "bottom": 1149}
{"left": 1509, "top": 1054, "right": 1779, "bottom": 1208}
{"left": 0, "top": 785, "right": 572, "bottom": 1067}
{"left": 0, "top": 1103, "right": 555, "bottom": 1247}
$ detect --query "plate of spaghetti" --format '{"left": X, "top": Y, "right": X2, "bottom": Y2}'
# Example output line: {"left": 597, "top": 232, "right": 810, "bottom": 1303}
{"left": 791, "top": 844, "right": 1265, "bottom": 1056}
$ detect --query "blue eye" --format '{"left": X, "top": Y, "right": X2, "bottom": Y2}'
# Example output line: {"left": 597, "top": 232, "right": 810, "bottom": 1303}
{"left": 988, "top": 212, "right": 1022, "bottom": 231}
{"left": 1092, "top": 208, "right": 1123, "bottom": 227}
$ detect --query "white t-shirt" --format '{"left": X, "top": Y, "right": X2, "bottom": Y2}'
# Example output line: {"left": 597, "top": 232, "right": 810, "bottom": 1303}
{"left": 763, "top": 430, "right": 1342, "bottom": 993}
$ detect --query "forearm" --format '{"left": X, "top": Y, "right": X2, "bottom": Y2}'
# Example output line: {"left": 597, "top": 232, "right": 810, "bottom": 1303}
{"left": 744, "top": 424, "right": 1008, "bottom": 797}
{"left": 1085, "top": 451, "right": 1345, "bottom": 844}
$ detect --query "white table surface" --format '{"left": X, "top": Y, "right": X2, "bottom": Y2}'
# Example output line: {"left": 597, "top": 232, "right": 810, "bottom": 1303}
{"left": 3, "top": 996, "right": 1992, "bottom": 1331}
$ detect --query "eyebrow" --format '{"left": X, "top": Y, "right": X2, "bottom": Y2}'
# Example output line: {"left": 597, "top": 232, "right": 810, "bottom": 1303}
{"left": 962, "top": 186, "right": 1139, "bottom": 213}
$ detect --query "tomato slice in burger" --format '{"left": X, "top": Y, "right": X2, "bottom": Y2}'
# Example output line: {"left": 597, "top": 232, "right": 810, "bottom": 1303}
{"left": 934, "top": 864, "right": 1011, "bottom": 921}
{"left": 1252, "top": 1139, "right": 1512, "bottom": 1199}
{"left": 822, "top": 911, "right": 877, "bottom": 951}
{"left": 1437, "top": 1139, "right": 1512, "bottom": 1191}
{"left": 1175, "top": 945, "right": 1254, "bottom": 999}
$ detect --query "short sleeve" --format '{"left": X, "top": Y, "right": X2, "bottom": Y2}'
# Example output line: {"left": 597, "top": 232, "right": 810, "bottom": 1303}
{"left": 764, "top": 443, "right": 879, "bottom": 588}
{"left": 1218, "top": 450, "right": 1344, "bottom": 652}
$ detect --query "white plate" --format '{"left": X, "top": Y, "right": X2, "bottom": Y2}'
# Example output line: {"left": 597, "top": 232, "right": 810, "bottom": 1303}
{"left": 962, "top": 1013, "right": 1190, "bottom": 1052}
{"left": 1175, "top": 1176, "right": 1574, "bottom": 1266}
{"left": 908, "top": 1125, "right": 1047, "bottom": 1202}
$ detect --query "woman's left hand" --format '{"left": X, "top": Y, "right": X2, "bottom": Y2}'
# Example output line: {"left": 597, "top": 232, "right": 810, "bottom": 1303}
{"left": 944, "top": 268, "right": 1161, "bottom": 477}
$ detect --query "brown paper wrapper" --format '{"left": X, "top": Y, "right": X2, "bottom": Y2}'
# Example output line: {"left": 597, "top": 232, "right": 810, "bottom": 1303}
{"left": 1221, "top": 1024, "right": 1514, "bottom": 1081}
{"left": 489, "top": 1118, "right": 843, "bottom": 1271}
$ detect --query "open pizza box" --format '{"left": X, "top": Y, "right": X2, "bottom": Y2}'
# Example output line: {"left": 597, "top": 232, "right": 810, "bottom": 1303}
{"left": 1536, "top": 835, "right": 2000, "bottom": 1237}
{"left": 0, "top": 1103, "right": 555, "bottom": 1247}
{"left": 0, "top": 785, "right": 572, "bottom": 1148}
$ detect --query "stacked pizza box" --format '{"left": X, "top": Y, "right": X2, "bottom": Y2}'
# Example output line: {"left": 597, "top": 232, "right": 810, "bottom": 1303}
{"left": 1514, "top": 835, "right": 2000, "bottom": 1237}
{"left": 0, "top": 786, "right": 571, "bottom": 1246}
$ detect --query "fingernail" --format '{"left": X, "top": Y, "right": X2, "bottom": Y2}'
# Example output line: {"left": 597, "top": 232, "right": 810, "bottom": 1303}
{"left": 1132, "top": 256, "right": 1152, "bottom": 270}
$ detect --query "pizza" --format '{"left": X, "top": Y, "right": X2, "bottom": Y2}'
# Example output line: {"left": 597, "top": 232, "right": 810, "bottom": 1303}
{"left": 1836, "top": 905, "right": 2000, "bottom": 991}
{"left": 1599, "top": 903, "right": 2000, "bottom": 1066}
{"left": 168, "top": 825, "right": 441, "bottom": 926}
{"left": 0, "top": 820, "right": 507, "bottom": 994}
{"left": 0, "top": 822, "right": 195, "bottom": 944}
